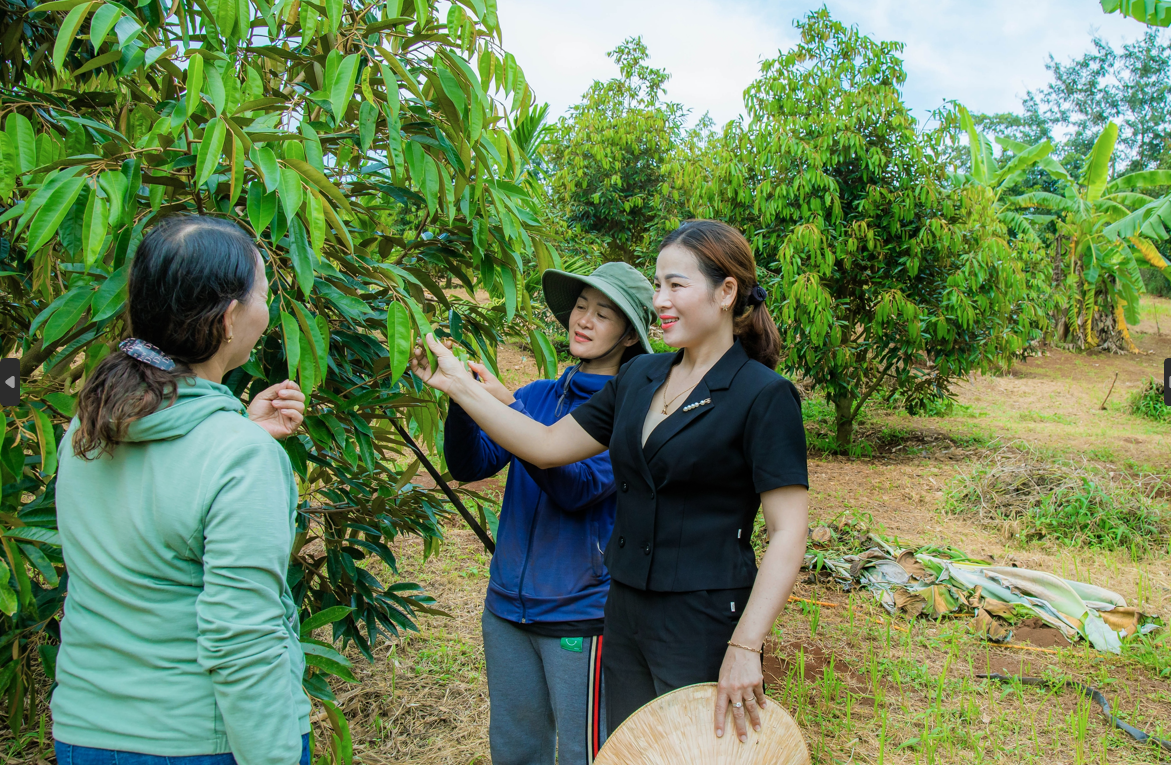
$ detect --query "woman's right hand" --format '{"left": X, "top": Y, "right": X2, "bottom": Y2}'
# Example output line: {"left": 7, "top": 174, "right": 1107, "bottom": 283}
{"left": 468, "top": 362, "right": 515, "bottom": 406}
{"left": 410, "top": 334, "right": 474, "bottom": 395}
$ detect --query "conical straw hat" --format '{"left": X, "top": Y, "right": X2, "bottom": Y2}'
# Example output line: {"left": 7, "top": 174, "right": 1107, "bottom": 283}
{"left": 595, "top": 683, "right": 810, "bottom": 765}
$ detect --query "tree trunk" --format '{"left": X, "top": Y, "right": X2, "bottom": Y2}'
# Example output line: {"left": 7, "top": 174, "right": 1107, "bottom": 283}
{"left": 833, "top": 394, "right": 855, "bottom": 450}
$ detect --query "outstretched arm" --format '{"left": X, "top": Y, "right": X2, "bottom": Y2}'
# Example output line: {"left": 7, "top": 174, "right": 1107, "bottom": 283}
{"left": 411, "top": 334, "right": 605, "bottom": 469}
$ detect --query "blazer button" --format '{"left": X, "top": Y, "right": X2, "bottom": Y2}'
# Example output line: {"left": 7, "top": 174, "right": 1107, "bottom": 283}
{"left": 641, "top": 542, "right": 650, "bottom": 555}
{"left": 618, "top": 537, "right": 625, "bottom": 548}
{"left": 649, "top": 491, "right": 655, "bottom": 500}
{"left": 621, "top": 482, "right": 628, "bottom": 493}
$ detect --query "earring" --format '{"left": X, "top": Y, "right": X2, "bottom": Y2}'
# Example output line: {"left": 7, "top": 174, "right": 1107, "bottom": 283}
{"left": 722, "top": 304, "right": 729, "bottom": 312}
{"left": 227, "top": 335, "right": 233, "bottom": 343}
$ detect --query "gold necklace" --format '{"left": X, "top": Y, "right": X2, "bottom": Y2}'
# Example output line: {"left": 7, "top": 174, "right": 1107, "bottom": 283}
{"left": 659, "top": 366, "right": 700, "bottom": 415}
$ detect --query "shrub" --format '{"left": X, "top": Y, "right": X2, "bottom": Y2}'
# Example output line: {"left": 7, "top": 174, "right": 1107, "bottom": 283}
{"left": 945, "top": 445, "right": 1168, "bottom": 556}
{"left": 1127, "top": 377, "right": 1171, "bottom": 422}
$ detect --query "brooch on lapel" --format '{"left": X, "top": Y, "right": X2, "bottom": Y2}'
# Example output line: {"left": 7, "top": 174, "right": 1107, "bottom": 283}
{"left": 681, "top": 398, "right": 711, "bottom": 413}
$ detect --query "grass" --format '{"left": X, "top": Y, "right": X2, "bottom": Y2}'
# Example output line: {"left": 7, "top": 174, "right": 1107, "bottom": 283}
{"left": 1127, "top": 377, "right": 1170, "bottom": 423}
{"left": 763, "top": 586, "right": 1171, "bottom": 765}
{"left": 944, "top": 445, "right": 1169, "bottom": 557}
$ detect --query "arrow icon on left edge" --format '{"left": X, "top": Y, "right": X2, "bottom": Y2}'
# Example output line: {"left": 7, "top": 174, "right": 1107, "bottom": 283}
{"left": 0, "top": 360, "right": 18, "bottom": 406}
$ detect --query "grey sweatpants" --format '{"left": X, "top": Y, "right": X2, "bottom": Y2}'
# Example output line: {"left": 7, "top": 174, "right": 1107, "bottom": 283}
{"left": 481, "top": 609, "right": 606, "bottom": 765}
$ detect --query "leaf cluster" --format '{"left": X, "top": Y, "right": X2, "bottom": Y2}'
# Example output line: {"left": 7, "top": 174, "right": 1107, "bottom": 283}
{"left": 0, "top": 0, "right": 562, "bottom": 735}
{"left": 682, "top": 9, "right": 1048, "bottom": 446}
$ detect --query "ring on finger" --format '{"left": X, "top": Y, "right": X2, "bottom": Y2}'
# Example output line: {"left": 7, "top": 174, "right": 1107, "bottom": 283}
{"left": 732, "top": 701, "right": 743, "bottom": 709}
{"left": 743, "top": 696, "right": 757, "bottom": 706}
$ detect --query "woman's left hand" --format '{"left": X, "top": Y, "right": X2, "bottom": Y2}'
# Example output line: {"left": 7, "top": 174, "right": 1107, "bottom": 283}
{"left": 247, "top": 380, "right": 306, "bottom": 439}
{"left": 714, "top": 644, "right": 767, "bottom": 742}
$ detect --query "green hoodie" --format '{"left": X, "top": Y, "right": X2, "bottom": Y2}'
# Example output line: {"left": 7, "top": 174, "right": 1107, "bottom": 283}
{"left": 52, "top": 377, "right": 310, "bottom": 764}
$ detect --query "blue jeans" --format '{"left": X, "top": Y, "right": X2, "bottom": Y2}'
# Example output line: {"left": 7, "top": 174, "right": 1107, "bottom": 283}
{"left": 55, "top": 734, "right": 310, "bottom": 765}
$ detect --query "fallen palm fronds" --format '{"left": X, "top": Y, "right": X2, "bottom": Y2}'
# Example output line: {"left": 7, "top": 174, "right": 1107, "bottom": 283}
{"left": 942, "top": 443, "right": 1168, "bottom": 556}
{"left": 804, "top": 525, "right": 1163, "bottom": 654}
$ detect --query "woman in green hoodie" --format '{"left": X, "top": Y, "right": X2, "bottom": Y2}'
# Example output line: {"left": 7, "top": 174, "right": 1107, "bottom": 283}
{"left": 54, "top": 216, "right": 311, "bottom": 765}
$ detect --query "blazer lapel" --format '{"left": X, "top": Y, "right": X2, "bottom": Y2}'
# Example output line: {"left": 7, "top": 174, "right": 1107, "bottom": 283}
{"left": 622, "top": 354, "right": 675, "bottom": 492}
{"left": 641, "top": 340, "right": 753, "bottom": 463}
{"left": 642, "top": 380, "right": 715, "bottom": 462}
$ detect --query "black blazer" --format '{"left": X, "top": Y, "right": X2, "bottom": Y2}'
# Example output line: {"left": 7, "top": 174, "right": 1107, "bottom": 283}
{"left": 570, "top": 340, "right": 808, "bottom": 592}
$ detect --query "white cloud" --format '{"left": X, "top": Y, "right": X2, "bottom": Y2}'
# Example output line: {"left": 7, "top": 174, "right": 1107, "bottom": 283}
{"left": 495, "top": 0, "right": 1151, "bottom": 127}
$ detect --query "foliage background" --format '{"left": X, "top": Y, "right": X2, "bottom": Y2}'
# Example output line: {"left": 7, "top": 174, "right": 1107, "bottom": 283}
{"left": 0, "top": 0, "right": 568, "bottom": 743}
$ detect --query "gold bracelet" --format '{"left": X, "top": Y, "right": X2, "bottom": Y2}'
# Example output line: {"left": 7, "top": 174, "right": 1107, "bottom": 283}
{"left": 727, "top": 640, "right": 762, "bottom": 654}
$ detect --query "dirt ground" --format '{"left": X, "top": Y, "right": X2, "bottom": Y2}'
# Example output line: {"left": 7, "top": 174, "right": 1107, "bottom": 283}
{"left": 328, "top": 296, "right": 1171, "bottom": 765}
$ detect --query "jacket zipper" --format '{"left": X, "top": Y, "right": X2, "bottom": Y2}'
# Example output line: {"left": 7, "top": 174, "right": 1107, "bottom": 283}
{"left": 515, "top": 491, "right": 541, "bottom": 623}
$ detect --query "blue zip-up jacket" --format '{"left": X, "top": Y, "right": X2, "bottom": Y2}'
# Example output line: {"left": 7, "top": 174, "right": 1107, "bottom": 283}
{"left": 444, "top": 367, "right": 616, "bottom": 624}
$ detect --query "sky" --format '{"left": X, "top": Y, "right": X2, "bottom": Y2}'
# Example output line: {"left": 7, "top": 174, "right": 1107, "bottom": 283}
{"left": 494, "top": 0, "right": 1151, "bottom": 129}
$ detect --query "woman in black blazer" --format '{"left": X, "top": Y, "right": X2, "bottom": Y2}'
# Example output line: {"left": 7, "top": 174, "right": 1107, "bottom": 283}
{"left": 413, "top": 220, "right": 809, "bottom": 745}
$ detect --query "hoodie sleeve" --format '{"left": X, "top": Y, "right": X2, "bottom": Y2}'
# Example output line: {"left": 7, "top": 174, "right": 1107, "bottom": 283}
{"left": 196, "top": 439, "right": 304, "bottom": 765}
{"left": 443, "top": 400, "right": 513, "bottom": 482}
{"left": 512, "top": 385, "right": 616, "bottom": 512}
{"left": 516, "top": 451, "right": 616, "bottom": 512}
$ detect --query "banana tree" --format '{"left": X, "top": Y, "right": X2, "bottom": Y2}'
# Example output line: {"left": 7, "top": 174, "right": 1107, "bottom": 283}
{"left": 952, "top": 106, "right": 1054, "bottom": 242}
{"left": 1010, "top": 122, "right": 1169, "bottom": 351}
{"left": 1101, "top": 0, "right": 1171, "bottom": 26}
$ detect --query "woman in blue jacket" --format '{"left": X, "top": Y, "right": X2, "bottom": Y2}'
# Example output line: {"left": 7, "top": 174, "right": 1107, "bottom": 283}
{"left": 444, "top": 262, "right": 655, "bottom": 765}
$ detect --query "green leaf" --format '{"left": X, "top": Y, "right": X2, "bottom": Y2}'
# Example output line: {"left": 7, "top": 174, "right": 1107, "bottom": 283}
{"left": 41, "top": 285, "right": 93, "bottom": 346}
{"left": 97, "top": 169, "right": 127, "bottom": 227}
{"left": 299, "top": 604, "right": 354, "bottom": 637}
{"left": 3, "top": 526, "right": 61, "bottom": 546}
{"left": 18, "top": 543, "right": 59, "bottom": 587}
{"left": 31, "top": 407, "right": 58, "bottom": 476}
{"left": 281, "top": 310, "right": 301, "bottom": 379}
{"left": 0, "top": 132, "right": 16, "bottom": 201}
{"left": 306, "top": 190, "right": 324, "bottom": 254}
{"left": 254, "top": 147, "right": 280, "bottom": 193}
{"left": 186, "top": 54, "right": 205, "bottom": 119}
{"left": 288, "top": 217, "right": 314, "bottom": 298}
{"left": 423, "top": 154, "right": 439, "bottom": 214}
{"left": 304, "top": 653, "right": 358, "bottom": 682}
{"left": 27, "top": 176, "right": 86, "bottom": 252}
{"left": 299, "top": 641, "right": 352, "bottom": 667}
{"left": 278, "top": 166, "right": 303, "bottom": 224}
{"left": 81, "top": 184, "right": 109, "bottom": 268}
{"left": 247, "top": 182, "right": 276, "bottom": 234}
{"left": 1083, "top": 122, "right": 1118, "bottom": 202}
{"left": 54, "top": 1, "right": 95, "bottom": 73}
{"left": 1105, "top": 169, "right": 1171, "bottom": 194}
{"left": 529, "top": 328, "right": 557, "bottom": 380}
{"left": 194, "top": 118, "right": 227, "bottom": 188}
{"left": 44, "top": 391, "right": 76, "bottom": 418}
{"left": 301, "top": 672, "right": 336, "bottom": 702}
{"left": 90, "top": 265, "right": 127, "bottom": 322}
{"left": 329, "top": 54, "right": 360, "bottom": 121}
{"left": 205, "top": 63, "right": 228, "bottom": 116}
{"left": 0, "top": 562, "right": 15, "bottom": 615}
{"left": 6, "top": 112, "right": 36, "bottom": 175}
{"left": 386, "top": 301, "right": 411, "bottom": 383}
{"left": 500, "top": 264, "right": 516, "bottom": 321}
{"left": 283, "top": 158, "right": 353, "bottom": 217}
{"left": 359, "top": 100, "right": 377, "bottom": 152}
{"left": 324, "top": 0, "right": 342, "bottom": 32}
{"left": 89, "top": 4, "right": 123, "bottom": 53}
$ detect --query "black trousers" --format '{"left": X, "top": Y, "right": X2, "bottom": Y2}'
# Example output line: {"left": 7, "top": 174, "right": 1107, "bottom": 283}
{"left": 602, "top": 579, "right": 753, "bottom": 731}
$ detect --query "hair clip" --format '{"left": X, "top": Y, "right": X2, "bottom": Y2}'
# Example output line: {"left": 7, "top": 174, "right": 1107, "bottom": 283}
{"left": 681, "top": 398, "right": 711, "bottom": 412}
{"left": 120, "top": 338, "right": 176, "bottom": 371}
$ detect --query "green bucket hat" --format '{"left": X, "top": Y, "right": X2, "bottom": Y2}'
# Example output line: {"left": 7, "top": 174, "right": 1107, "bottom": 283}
{"left": 542, "top": 261, "right": 657, "bottom": 354}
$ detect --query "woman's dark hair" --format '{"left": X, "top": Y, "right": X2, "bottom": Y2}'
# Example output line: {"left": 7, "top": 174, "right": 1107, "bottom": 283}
{"left": 659, "top": 219, "right": 781, "bottom": 369}
{"left": 72, "top": 215, "right": 260, "bottom": 459}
